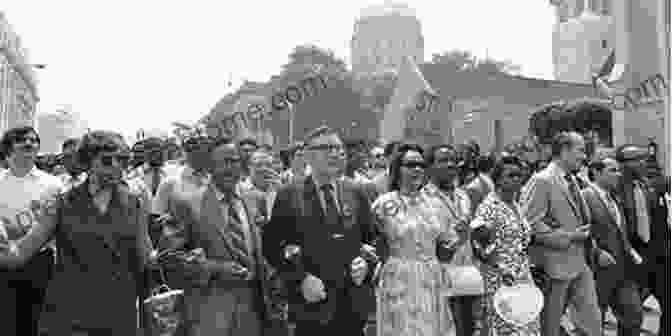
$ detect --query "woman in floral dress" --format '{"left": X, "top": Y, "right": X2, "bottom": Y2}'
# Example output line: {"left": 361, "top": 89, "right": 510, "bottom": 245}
{"left": 372, "top": 143, "right": 456, "bottom": 336}
{"left": 470, "top": 154, "right": 541, "bottom": 336}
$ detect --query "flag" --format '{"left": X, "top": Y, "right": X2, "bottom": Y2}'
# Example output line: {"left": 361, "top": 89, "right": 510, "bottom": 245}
{"left": 381, "top": 56, "right": 438, "bottom": 143}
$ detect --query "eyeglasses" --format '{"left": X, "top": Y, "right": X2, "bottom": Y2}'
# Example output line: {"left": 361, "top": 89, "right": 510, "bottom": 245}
{"left": 16, "top": 136, "right": 39, "bottom": 144}
{"left": 400, "top": 161, "right": 426, "bottom": 169}
{"left": 99, "top": 153, "right": 130, "bottom": 167}
{"left": 216, "top": 157, "right": 242, "bottom": 167}
{"left": 306, "top": 144, "right": 344, "bottom": 153}
{"left": 504, "top": 172, "right": 524, "bottom": 179}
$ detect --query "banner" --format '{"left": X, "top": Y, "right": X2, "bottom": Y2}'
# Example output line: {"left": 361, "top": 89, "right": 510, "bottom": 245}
{"left": 382, "top": 55, "right": 438, "bottom": 143}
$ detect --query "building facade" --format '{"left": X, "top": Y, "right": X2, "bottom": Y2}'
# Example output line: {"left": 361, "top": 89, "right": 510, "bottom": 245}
{"left": 551, "top": 0, "right": 670, "bottom": 172}
{"left": 551, "top": 0, "right": 614, "bottom": 83}
{"left": 36, "top": 109, "right": 88, "bottom": 154}
{"left": 0, "top": 11, "right": 38, "bottom": 133}
{"left": 350, "top": 2, "right": 424, "bottom": 78}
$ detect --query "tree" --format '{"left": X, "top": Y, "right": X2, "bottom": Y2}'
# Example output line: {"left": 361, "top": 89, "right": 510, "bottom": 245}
{"left": 427, "top": 50, "right": 520, "bottom": 74}
{"left": 275, "top": 44, "right": 349, "bottom": 89}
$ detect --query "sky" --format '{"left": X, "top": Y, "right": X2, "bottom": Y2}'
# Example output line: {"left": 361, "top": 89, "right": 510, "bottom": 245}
{"left": 3, "top": 1, "right": 556, "bottom": 138}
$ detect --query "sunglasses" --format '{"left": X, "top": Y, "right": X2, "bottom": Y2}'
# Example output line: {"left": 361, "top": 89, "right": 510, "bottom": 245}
{"left": 400, "top": 161, "right": 426, "bottom": 169}
{"left": 99, "top": 153, "right": 130, "bottom": 167}
{"left": 306, "top": 144, "right": 344, "bottom": 153}
{"left": 17, "top": 136, "right": 39, "bottom": 144}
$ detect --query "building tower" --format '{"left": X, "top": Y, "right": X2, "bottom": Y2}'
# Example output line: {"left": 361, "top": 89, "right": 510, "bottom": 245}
{"left": 551, "top": 0, "right": 614, "bottom": 83}
{"left": 350, "top": 1, "right": 424, "bottom": 78}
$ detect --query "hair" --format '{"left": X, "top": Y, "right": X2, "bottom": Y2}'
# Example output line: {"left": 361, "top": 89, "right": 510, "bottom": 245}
{"left": 303, "top": 125, "right": 338, "bottom": 146}
{"left": 388, "top": 143, "right": 425, "bottom": 191}
{"left": 587, "top": 159, "right": 607, "bottom": 181}
{"left": 141, "top": 137, "right": 164, "bottom": 151}
{"left": 424, "top": 144, "right": 457, "bottom": 166}
{"left": 209, "top": 136, "right": 237, "bottom": 153}
{"left": 491, "top": 153, "right": 525, "bottom": 186}
{"left": 77, "top": 130, "right": 128, "bottom": 167}
{"left": 1, "top": 126, "right": 40, "bottom": 158}
{"left": 476, "top": 153, "right": 496, "bottom": 173}
{"left": 62, "top": 138, "right": 80, "bottom": 152}
{"left": 288, "top": 141, "right": 305, "bottom": 158}
{"left": 248, "top": 147, "right": 273, "bottom": 165}
{"left": 614, "top": 144, "right": 647, "bottom": 162}
{"left": 238, "top": 137, "right": 258, "bottom": 148}
{"left": 550, "top": 131, "right": 583, "bottom": 158}
{"left": 384, "top": 141, "right": 401, "bottom": 158}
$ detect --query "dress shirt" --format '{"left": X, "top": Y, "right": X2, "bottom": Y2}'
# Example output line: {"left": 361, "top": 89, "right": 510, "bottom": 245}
{"left": 0, "top": 166, "right": 63, "bottom": 240}
{"left": 315, "top": 176, "right": 342, "bottom": 216}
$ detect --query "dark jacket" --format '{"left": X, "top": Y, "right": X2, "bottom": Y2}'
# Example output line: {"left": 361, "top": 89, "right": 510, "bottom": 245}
{"left": 40, "top": 181, "right": 151, "bottom": 335}
{"left": 262, "top": 175, "right": 377, "bottom": 323}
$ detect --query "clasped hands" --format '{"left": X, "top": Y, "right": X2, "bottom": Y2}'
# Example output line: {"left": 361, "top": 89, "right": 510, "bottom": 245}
{"left": 299, "top": 254, "right": 368, "bottom": 303}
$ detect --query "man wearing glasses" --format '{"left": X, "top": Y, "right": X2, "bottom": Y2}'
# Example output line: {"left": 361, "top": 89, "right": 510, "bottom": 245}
{"left": 0, "top": 126, "right": 63, "bottom": 336}
{"left": 263, "top": 126, "right": 378, "bottom": 336}
{"left": 57, "top": 137, "right": 86, "bottom": 193}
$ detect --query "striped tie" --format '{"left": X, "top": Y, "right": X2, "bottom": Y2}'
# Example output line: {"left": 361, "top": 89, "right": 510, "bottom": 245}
{"left": 225, "top": 201, "right": 254, "bottom": 270}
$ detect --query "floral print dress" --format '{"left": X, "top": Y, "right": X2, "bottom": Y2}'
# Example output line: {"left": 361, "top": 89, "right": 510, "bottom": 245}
{"left": 373, "top": 191, "right": 456, "bottom": 336}
{"left": 470, "top": 192, "right": 541, "bottom": 336}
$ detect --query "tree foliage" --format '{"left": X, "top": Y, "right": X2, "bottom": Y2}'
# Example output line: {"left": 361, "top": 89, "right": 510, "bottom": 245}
{"left": 427, "top": 50, "right": 521, "bottom": 74}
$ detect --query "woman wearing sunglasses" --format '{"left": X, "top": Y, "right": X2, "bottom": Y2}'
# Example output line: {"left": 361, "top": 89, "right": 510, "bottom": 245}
{"left": 372, "top": 143, "right": 457, "bottom": 336}
{"left": 470, "top": 154, "right": 542, "bottom": 336}
{"left": 0, "top": 130, "right": 153, "bottom": 336}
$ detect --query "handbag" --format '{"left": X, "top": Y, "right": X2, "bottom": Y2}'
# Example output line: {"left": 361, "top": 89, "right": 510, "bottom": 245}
{"left": 142, "top": 265, "right": 186, "bottom": 336}
{"left": 441, "top": 264, "right": 485, "bottom": 297}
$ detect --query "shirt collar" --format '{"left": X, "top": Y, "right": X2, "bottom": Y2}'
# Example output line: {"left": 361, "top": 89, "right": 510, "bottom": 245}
{"left": 479, "top": 173, "right": 495, "bottom": 190}
{"left": 213, "top": 184, "right": 241, "bottom": 203}
{"left": 6, "top": 164, "right": 41, "bottom": 179}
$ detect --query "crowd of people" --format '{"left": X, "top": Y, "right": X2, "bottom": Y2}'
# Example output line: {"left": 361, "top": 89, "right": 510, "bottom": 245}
{"left": 0, "top": 123, "right": 668, "bottom": 336}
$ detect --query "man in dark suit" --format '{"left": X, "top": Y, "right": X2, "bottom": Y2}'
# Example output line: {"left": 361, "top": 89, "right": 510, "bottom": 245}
{"left": 616, "top": 144, "right": 670, "bottom": 336}
{"left": 583, "top": 157, "right": 643, "bottom": 336}
{"left": 520, "top": 132, "right": 602, "bottom": 336}
{"left": 263, "top": 126, "right": 377, "bottom": 336}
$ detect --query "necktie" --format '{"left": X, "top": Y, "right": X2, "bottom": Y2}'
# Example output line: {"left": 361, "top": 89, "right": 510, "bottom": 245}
{"left": 565, "top": 174, "right": 588, "bottom": 225}
{"left": 258, "top": 195, "right": 268, "bottom": 223}
{"left": 605, "top": 191, "right": 622, "bottom": 229}
{"left": 225, "top": 200, "right": 254, "bottom": 270}
{"left": 150, "top": 168, "right": 161, "bottom": 196}
{"left": 320, "top": 184, "right": 340, "bottom": 220}
{"left": 633, "top": 182, "right": 651, "bottom": 243}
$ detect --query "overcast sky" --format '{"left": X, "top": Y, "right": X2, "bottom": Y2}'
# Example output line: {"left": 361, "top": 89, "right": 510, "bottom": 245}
{"left": 3, "top": 1, "right": 555, "bottom": 137}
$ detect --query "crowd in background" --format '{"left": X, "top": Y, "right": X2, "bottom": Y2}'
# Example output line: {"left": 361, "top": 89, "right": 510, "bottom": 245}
{"left": 0, "top": 124, "right": 668, "bottom": 336}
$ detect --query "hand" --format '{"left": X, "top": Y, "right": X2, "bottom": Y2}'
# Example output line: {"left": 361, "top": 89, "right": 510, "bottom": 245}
{"left": 597, "top": 250, "right": 617, "bottom": 267}
{"left": 630, "top": 248, "right": 644, "bottom": 265}
{"left": 350, "top": 256, "right": 368, "bottom": 286}
{"left": 301, "top": 274, "right": 327, "bottom": 303}
{"left": 210, "top": 260, "right": 249, "bottom": 279}
{"left": 570, "top": 224, "right": 591, "bottom": 242}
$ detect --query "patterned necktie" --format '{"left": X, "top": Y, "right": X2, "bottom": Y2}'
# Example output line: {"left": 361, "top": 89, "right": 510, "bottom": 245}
{"left": 150, "top": 168, "right": 161, "bottom": 196}
{"left": 224, "top": 200, "right": 254, "bottom": 270}
{"left": 320, "top": 184, "right": 340, "bottom": 220}
{"left": 565, "top": 174, "right": 588, "bottom": 225}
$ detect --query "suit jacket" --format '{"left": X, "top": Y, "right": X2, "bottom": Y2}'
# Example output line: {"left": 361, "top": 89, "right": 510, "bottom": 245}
{"left": 582, "top": 184, "right": 636, "bottom": 307}
{"left": 520, "top": 161, "right": 595, "bottom": 280}
{"left": 158, "top": 184, "right": 274, "bottom": 324}
{"left": 262, "top": 175, "right": 377, "bottom": 323}
{"left": 464, "top": 173, "right": 494, "bottom": 215}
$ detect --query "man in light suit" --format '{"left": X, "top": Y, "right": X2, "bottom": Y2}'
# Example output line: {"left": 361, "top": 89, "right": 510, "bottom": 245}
{"left": 520, "top": 131, "right": 602, "bottom": 336}
{"left": 583, "top": 157, "right": 644, "bottom": 336}
{"left": 158, "top": 137, "right": 275, "bottom": 336}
